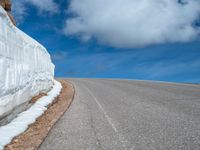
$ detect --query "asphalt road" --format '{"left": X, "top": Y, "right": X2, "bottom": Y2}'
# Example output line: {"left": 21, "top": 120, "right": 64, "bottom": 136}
{"left": 40, "top": 79, "right": 200, "bottom": 150}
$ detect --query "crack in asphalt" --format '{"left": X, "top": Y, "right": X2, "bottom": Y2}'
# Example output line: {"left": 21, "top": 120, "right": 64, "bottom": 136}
{"left": 79, "top": 99, "right": 102, "bottom": 150}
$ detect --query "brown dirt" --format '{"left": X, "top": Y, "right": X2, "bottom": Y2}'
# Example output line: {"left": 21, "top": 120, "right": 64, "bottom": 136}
{"left": 30, "top": 93, "right": 47, "bottom": 104}
{"left": 4, "top": 80, "right": 75, "bottom": 150}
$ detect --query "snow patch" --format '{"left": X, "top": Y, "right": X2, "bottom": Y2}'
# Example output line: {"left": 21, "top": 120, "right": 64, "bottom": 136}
{"left": 0, "top": 80, "right": 62, "bottom": 150}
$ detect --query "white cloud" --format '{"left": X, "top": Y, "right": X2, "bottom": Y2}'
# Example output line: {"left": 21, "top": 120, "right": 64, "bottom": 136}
{"left": 26, "top": 0, "right": 59, "bottom": 14}
{"left": 12, "top": 0, "right": 59, "bottom": 23}
{"left": 52, "top": 51, "right": 68, "bottom": 61}
{"left": 64, "top": 0, "right": 200, "bottom": 48}
{"left": 12, "top": 1, "right": 27, "bottom": 23}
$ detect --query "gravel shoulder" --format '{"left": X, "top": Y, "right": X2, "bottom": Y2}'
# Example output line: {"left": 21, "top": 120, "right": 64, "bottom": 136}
{"left": 5, "top": 80, "right": 74, "bottom": 150}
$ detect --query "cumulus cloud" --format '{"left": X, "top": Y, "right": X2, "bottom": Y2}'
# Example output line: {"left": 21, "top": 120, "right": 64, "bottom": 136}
{"left": 12, "top": 0, "right": 59, "bottom": 23}
{"left": 64, "top": 0, "right": 200, "bottom": 48}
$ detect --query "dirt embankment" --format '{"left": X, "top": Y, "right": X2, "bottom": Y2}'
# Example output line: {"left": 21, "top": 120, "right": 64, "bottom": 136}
{"left": 5, "top": 80, "right": 75, "bottom": 150}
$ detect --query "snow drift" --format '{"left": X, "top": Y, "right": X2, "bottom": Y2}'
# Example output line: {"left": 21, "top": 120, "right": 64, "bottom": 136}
{"left": 0, "top": 80, "right": 62, "bottom": 149}
{"left": 0, "top": 6, "right": 54, "bottom": 119}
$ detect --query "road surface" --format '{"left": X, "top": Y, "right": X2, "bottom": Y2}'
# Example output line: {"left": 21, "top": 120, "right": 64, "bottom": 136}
{"left": 40, "top": 79, "right": 200, "bottom": 150}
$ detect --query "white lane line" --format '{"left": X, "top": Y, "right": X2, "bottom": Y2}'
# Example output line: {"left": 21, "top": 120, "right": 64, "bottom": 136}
{"left": 84, "top": 86, "right": 130, "bottom": 149}
{"left": 85, "top": 86, "right": 118, "bottom": 133}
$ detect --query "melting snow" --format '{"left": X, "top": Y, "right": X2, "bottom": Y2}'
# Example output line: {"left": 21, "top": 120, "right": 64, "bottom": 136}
{"left": 0, "top": 80, "right": 62, "bottom": 150}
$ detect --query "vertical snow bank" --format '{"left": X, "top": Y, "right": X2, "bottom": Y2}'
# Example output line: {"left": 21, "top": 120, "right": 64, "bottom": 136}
{"left": 0, "top": 7, "right": 54, "bottom": 118}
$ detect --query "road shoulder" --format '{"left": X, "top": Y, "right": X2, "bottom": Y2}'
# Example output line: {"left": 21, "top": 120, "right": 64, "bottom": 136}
{"left": 4, "top": 80, "right": 75, "bottom": 150}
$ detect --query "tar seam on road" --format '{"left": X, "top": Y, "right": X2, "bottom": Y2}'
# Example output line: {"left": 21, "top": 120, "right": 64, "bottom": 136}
{"left": 84, "top": 86, "right": 130, "bottom": 149}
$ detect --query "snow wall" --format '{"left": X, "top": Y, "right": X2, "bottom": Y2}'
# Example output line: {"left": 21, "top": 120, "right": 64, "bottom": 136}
{"left": 0, "top": 7, "right": 54, "bottom": 119}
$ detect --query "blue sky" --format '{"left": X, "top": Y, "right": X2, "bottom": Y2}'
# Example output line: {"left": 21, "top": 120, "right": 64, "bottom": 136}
{"left": 13, "top": 0, "right": 200, "bottom": 83}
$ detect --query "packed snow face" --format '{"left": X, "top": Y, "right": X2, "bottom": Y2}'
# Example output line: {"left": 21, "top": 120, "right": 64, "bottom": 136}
{"left": 0, "top": 7, "right": 54, "bottom": 119}
{"left": 0, "top": 80, "right": 62, "bottom": 150}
